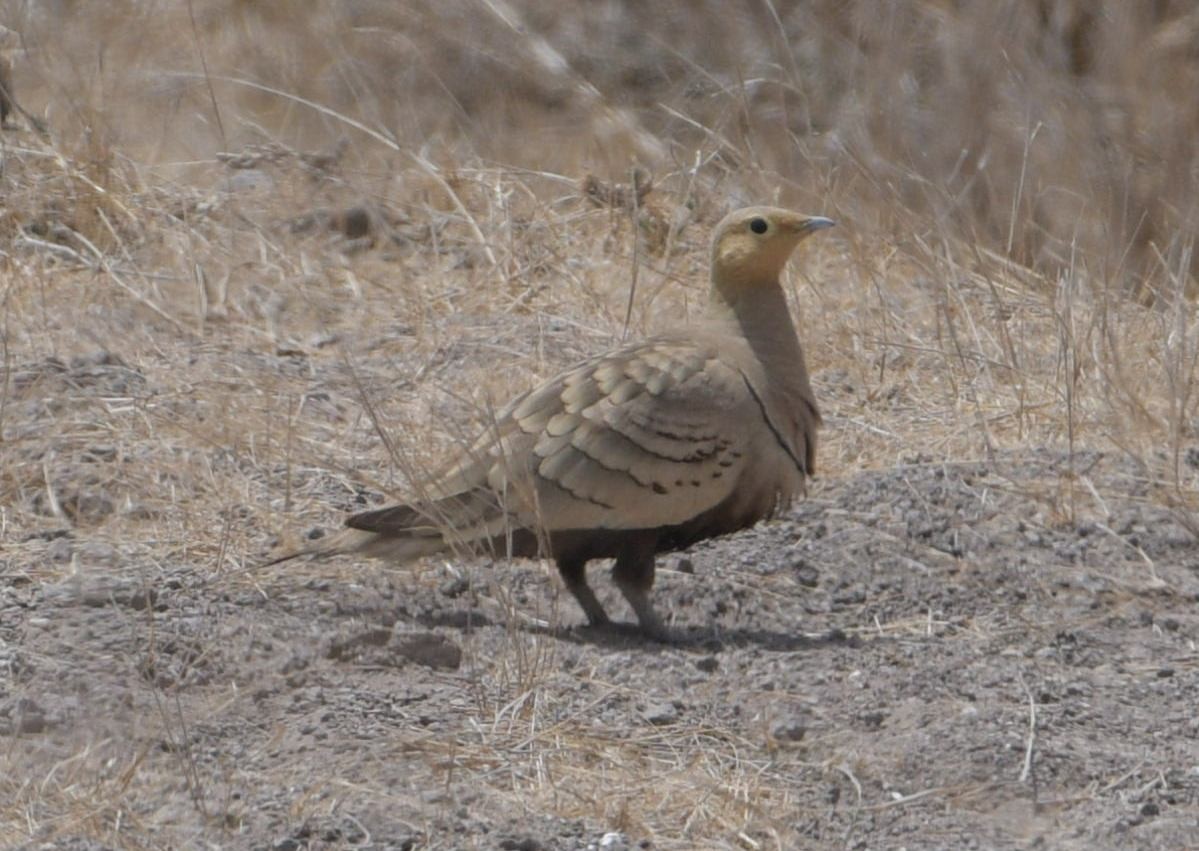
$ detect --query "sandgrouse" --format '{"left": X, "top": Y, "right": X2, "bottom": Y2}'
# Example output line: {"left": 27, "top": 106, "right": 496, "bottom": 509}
{"left": 276, "top": 206, "right": 833, "bottom": 638}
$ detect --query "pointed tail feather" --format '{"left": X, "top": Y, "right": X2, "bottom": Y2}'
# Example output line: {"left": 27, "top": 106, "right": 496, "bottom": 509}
{"left": 264, "top": 487, "right": 515, "bottom": 568}
{"left": 263, "top": 526, "right": 445, "bottom": 567}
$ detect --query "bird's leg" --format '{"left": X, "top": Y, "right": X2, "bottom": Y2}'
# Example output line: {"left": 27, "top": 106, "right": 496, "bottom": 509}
{"left": 612, "top": 547, "right": 668, "bottom": 640}
{"left": 554, "top": 557, "right": 610, "bottom": 627}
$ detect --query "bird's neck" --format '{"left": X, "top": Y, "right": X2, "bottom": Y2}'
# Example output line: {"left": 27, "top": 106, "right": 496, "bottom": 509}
{"left": 707, "top": 276, "right": 819, "bottom": 425}
{"left": 708, "top": 278, "right": 802, "bottom": 369}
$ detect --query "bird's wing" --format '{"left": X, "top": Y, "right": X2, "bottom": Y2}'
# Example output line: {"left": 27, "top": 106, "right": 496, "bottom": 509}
{"left": 347, "top": 336, "right": 805, "bottom": 542}
{"left": 483, "top": 336, "right": 797, "bottom": 532}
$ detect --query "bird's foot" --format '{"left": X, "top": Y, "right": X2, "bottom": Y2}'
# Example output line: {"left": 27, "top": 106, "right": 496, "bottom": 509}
{"left": 617, "top": 584, "right": 672, "bottom": 642}
{"left": 584, "top": 612, "right": 611, "bottom": 629}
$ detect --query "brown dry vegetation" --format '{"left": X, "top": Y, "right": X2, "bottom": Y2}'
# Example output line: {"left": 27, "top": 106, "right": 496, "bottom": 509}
{"left": 2, "top": 1, "right": 1199, "bottom": 849}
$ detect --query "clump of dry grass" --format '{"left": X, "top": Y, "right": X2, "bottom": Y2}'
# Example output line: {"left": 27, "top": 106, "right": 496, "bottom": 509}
{"left": 2, "top": 1, "right": 1199, "bottom": 847}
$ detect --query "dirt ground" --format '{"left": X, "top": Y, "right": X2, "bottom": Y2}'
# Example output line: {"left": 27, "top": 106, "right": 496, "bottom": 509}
{"left": 4, "top": 4, "right": 1199, "bottom": 849}
{"left": 4, "top": 353, "right": 1198, "bottom": 850}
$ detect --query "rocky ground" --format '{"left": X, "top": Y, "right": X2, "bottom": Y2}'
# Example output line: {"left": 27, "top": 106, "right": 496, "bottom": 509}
{"left": 4, "top": 4, "right": 1199, "bottom": 848}
{"left": 4, "top": 434, "right": 1198, "bottom": 849}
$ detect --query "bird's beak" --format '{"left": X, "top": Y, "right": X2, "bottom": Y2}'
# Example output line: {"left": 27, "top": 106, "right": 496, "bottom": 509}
{"left": 799, "top": 216, "right": 835, "bottom": 234}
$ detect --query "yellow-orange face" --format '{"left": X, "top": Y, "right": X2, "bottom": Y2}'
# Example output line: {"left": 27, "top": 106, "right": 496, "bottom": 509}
{"left": 710, "top": 207, "right": 834, "bottom": 288}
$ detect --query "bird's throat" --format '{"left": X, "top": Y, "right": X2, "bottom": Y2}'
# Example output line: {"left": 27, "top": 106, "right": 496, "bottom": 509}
{"left": 708, "top": 278, "right": 815, "bottom": 413}
{"left": 709, "top": 279, "right": 802, "bottom": 362}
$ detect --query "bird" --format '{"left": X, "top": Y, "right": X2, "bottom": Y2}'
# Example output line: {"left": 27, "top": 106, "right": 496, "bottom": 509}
{"left": 273, "top": 206, "right": 834, "bottom": 639}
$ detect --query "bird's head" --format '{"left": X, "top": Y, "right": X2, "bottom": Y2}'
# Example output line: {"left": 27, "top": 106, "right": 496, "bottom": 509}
{"left": 709, "top": 207, "right": 834, "bottom": 299}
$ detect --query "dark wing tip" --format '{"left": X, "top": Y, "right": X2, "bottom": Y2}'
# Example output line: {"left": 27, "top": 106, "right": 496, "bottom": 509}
{"left": 346, "top": 503, "right": 410, "bottom": 533}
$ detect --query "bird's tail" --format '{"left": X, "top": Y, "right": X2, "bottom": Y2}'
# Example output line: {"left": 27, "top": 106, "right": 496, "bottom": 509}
{"left": 264, "top": 525, "right": 446, "bottom": 567}
{"left": 265, "top": 488, "right": 513, "bottom": 567}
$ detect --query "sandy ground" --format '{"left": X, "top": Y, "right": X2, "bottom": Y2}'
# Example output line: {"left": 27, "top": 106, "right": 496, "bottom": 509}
{"left": 3, "top": 4, "right": 1199, "bottom": 849}
{"left": 3, "top": 354, "right": 1197, "bottom": 850}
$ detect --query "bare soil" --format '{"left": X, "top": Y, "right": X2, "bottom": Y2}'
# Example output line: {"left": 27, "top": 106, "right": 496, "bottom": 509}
{"left": 4, "top": 397, "right": 1198, "bottom": 848}
{"left": 3, "top": 5, "right": 1199, "bottom": 848}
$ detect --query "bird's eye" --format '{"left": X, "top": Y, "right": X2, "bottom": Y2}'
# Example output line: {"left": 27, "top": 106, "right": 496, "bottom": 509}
{"left": 749, "top": 217, "right": 769, "bottom": 234}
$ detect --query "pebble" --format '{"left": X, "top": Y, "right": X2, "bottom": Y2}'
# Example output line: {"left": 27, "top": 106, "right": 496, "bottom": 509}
{"left": 499, "top": 838, "right": 543, "bottom": 851}
{"left": 642, "top": 701, "right": 679, "bottom": 725}
{"left": 391, "top": 630, "right": 462, "bottom": 670}
{"left": 794, "top": 562, "right": 820, "bottom": 587}
{"left": 439, "top": 576, "right": 470, "bottom": 598}
{"left": 770, "top": 715, "right": 808, "bottom": 742}
{"left": 46, "top": 536, "right": 73, "bottom": 562}
{"left": 0, "top": 697, "right": 49, "bottom": 734}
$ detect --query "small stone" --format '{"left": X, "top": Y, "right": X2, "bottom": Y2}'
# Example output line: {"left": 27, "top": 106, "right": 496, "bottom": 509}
{"left": 860, "top": 710, "right": 886, "bottom": 729}
{"left": 21, "top": 528, "right": 70, "bottom": 543}
{"left": 46, "top": 536, "right": 72, "bottom": 563}
{"left": 1, "top": 697, "right": 49, "bottom": 734}
{"left": 82, "top": 445, "right": 118, "bottom": 462}
{"left": 694, "top": 655, "right": 719, "bottom": 673}
{"left": 122, "top": 501, "right": 160, "bottom": 520}
{"left": 642, "top": 701, "right": 679, "bottom": 725}
{"left": 770, "top": 715, "right": 808, "bottom": 742}
{"left": 794, "top": 561, "right": 819, "bottom": 588}
{"left": 439, "top": 576, "right": 470, "bottom": 598}
{"left": 326, "top": 627, "right": 391, "bottom": 661}
{"left": 833, "top": 588, "right": 866, "bottom": 606}
{"left": 391, "top": 631, "right": 462, "bottom": 670}
{"left": 499, "top": 838, "right": 543, "bottom": 851}
{"left": 1140, "top": 801, "right": 1159, "bottom": 817}
{"left": 69, "top": 350, "right": 121, "bottom": 370}
{"left": 675, "top": 557, "right": 694, "bottom": 574}
{"left": 280, "top": 651, "right": 311, "bottom": 675}
{"left": 598, "top": 833, "right": 630, "bottom": 850}
{"left": 825, "top": 627, "right": 849, "bottom": 644}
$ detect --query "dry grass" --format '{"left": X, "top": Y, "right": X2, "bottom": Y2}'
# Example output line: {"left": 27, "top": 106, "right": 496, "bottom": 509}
{"left": 3, "top": 1, "right": 1199, "bottom": 847}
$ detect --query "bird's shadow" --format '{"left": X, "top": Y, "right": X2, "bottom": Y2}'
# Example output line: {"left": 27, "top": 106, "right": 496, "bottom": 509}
{"left": 356, "top": 605, "right": 854, "bottom": 654}
{"left": 465, "top": 615, "right": 857, "bottom": 653}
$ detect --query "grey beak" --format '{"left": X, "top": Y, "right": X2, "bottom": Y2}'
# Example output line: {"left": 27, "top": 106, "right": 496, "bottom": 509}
{"left": 802, "top": 216, "right": 836, "bottom": 233}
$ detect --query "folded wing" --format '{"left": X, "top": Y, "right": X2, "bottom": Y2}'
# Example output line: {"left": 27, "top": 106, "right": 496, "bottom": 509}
{"left": 347, "top": 337, "right": 794, "bottom": 544}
